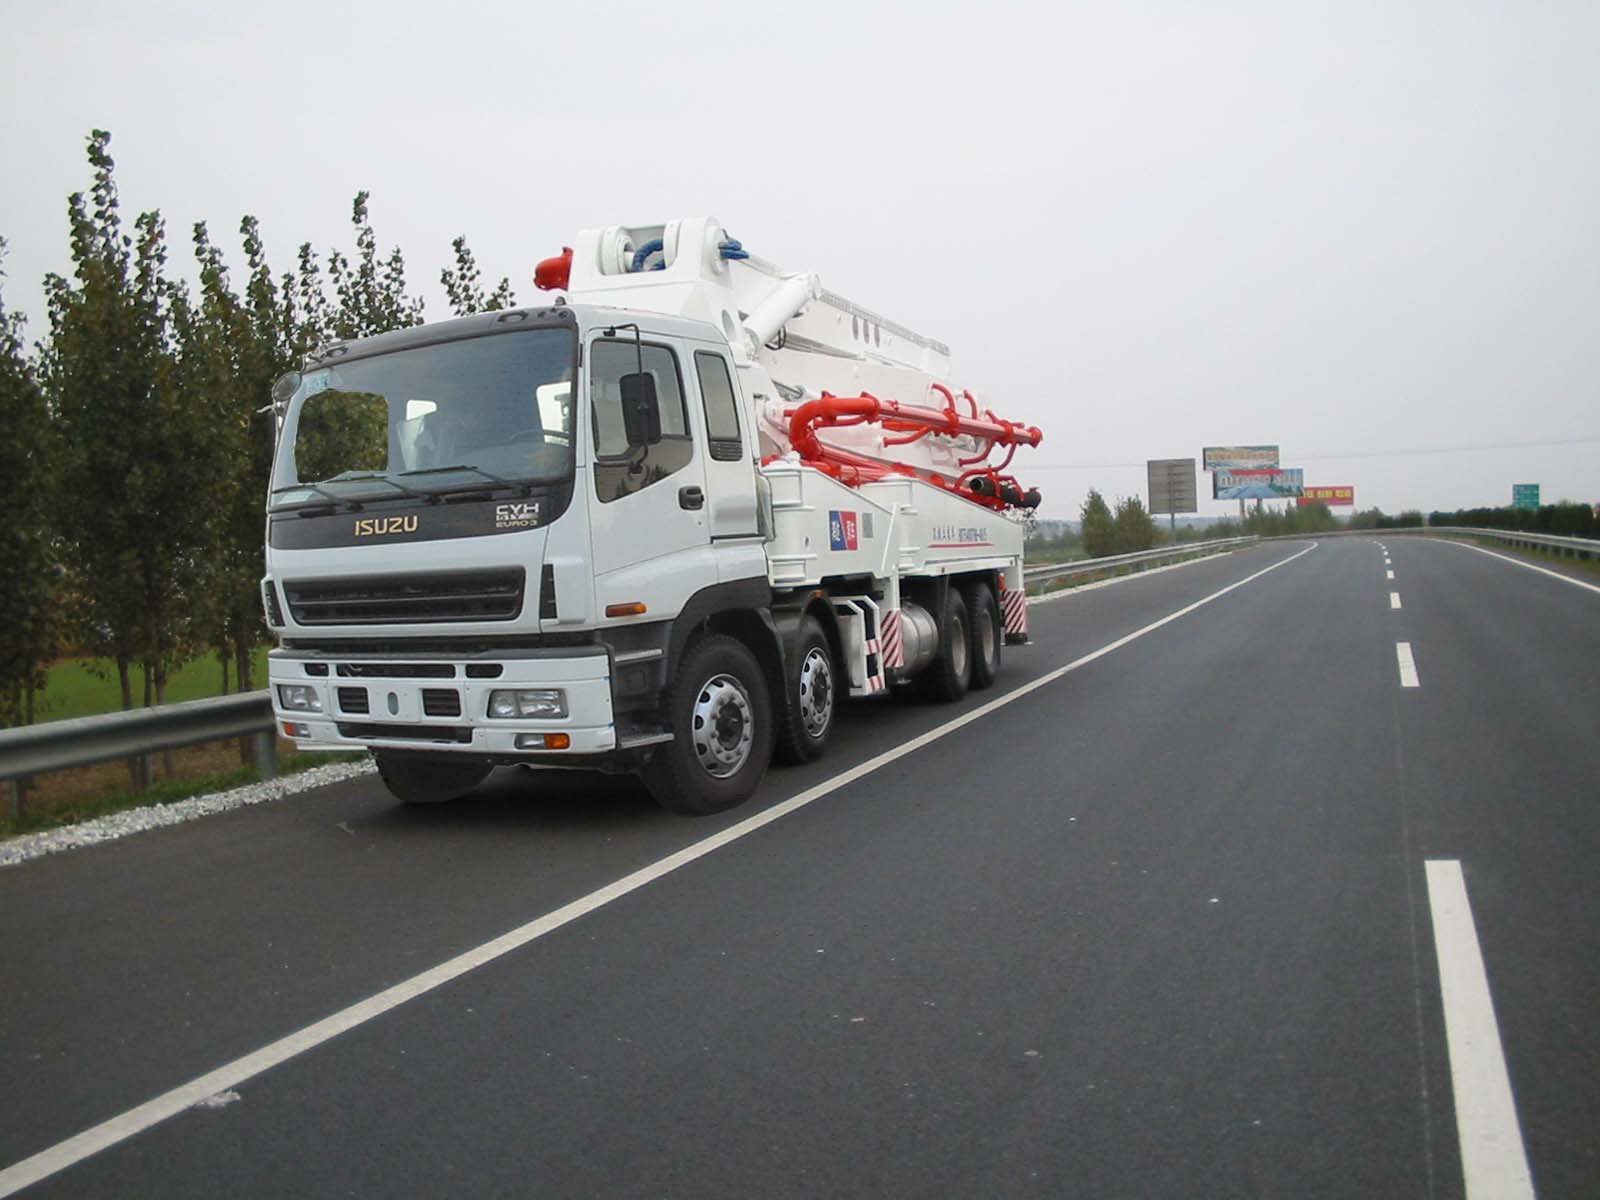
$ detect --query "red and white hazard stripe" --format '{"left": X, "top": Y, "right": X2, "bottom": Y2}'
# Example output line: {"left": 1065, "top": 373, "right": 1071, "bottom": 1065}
{"left": 880, "top": 609, "right": 905, "bottom": 669}
{"left": 1001, "top": 588, "right": 1028, "bottom": 636}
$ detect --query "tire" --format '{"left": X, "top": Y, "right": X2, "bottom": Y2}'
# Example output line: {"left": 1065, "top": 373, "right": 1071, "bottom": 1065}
{"left": 774, "top": 615, "right": 837, "bottom": 765}
{"left": 915, "top": 586, "right": 971, "bottom": 703}
{"left": 375, "top": 752, "right": 491, "bottom": 805}
{"left": 644, "top": 634, "right": 775, "bottom": 815}
{"left": 964, "top": 580, "right": 1002, "bottom": 690}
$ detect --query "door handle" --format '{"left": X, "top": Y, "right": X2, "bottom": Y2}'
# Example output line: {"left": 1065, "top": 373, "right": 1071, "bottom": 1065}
{"left": 678, "top": 486, "right": 705, "bottom": 510}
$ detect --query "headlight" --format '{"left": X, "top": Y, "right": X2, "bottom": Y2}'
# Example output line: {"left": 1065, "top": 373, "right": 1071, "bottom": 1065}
{"left": 277, "top": 684, "right": 323, "bottom": 713}
{"left": 487, "top": 688, "right": 567, "bottom": 718}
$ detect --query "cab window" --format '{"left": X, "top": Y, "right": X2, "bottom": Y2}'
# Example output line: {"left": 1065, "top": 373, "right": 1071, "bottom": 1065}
{"left": 694, "top": 350, "right": 744, "bottom": 462}
{"left": 590, "top": 338, "right": 692, "bottom": 503}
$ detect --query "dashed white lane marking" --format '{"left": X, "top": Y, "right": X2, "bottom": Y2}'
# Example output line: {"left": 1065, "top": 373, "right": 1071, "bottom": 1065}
{"left": 1396, "top": 642, "right": 1420, "bottom": 687}
{"left": 1442, "top": 539, "right": 1600, "bottom": 597}
{"left": 1387, "top": 569, "right": 1396, "bottom": 580}
{"left": 1425, "top": 860, "right": 1536, "bottom": 1199}
{"left": 1391, "top": 592, "right": 1403, "bottom": 610}
{"left": 0, "top": 544, "right": 1320, "bottom": 1198}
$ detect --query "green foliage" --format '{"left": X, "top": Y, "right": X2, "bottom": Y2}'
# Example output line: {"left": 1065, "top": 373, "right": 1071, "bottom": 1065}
{"left": 441, "top": 235, "right": 516, "bottom": 316}
{"left": 1111, "top": 495, "right": 1157, "bottom": 553}
{"left": 1079, "top": 488, "right": 1115, "bottom": 557}
{"left": 327, "top": 191, "right": 424, "bottom": 339}
{"left": 1428, "top": 502, "right": 1597, "bottom": 537}
{"left": 0, "top": 239, "right": 58, "bottom": 726}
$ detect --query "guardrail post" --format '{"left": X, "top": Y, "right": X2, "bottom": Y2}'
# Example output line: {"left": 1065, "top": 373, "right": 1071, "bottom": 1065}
{"left": 255, "top": 730, "right": 279, "bottom": 781}
{"left": 4, "top": 779, "right": 20, "bottom": 821}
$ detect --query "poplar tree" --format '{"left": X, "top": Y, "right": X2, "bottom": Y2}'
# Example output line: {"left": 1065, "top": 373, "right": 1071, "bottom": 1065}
{"left": 1112, "top": 495, "right": 1157, "bottom": 553}
{"left": 43, "top": 131, "right": 223, "bottom": 748}
{"left": 0, "top": 239, "right": 57, "bottom": 728}
{"left": 327, "top": 191, "right": 424, "bottom": 339}
{"left": 1079, "top": 488, "right": 1115, "bottom": 558}
{"left": 441, "top": 235, "right": 516, "bottom": 316}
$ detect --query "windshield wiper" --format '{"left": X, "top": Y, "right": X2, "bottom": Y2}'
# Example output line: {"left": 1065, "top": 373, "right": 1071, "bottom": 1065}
{"left": 398, "top": 464, "right": 528, "bottom": 496}
{"left": 325, "top": 472, "right": 433, "bottom": 501}
{"left": 269, "top": 482, "right": 359, "bottom": 511}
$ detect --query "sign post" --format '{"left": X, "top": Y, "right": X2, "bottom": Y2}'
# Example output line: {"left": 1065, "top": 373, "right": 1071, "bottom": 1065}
{"left": 1147, "top": 458, "right": 1197, "bottom": 537}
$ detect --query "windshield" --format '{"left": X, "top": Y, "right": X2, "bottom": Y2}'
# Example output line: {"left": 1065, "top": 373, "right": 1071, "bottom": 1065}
{"left": 270, "top": 328, "right": 576, "bottom": 508}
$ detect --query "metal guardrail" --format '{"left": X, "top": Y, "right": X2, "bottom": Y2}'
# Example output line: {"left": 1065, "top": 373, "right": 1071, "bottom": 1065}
{"left": 1022, "top": 536, "right": 1260, "bottom": 589}
{"left": 1335, "top": 526, "right": 1600, "bottom": 559}
{"left": 0, "top": 691, "right": 277, "bottom": 817}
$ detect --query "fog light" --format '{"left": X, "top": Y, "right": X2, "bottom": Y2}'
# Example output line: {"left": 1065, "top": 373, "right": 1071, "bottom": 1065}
{"left": 277, "top": 684, "right": 323, "bottom": 713}
{"left": 487, "top": 688, "right": 567, "bottom": 718}
{"left": 282, "top": 721, "right": 304, "bottom": 738}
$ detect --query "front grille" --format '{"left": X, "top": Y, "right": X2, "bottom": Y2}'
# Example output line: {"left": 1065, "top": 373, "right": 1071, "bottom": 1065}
{"left": 283, "top": 633, "right": 591, "bottom": 654}
{"left": 337, "top": 722, "right": 473, "bottom": 744}
{"left": 336, "top": 662, "right": 456, "bottom": 678}
{"left": 422, "top": 689, "right": 462, "bottom": 717}
{"left": 337, "top": 687, "right": 369, "bottom": 714}
{"left": 283, "top": 570, "right": 525, "bottom": 626}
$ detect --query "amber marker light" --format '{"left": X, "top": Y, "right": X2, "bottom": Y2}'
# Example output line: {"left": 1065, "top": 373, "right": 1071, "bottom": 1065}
{"left": 605, "top": 602, "right": 648, "bottom": 617}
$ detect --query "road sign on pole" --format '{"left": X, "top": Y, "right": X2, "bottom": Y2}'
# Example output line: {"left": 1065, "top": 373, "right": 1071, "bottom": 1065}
{"left": 1147, "top": 458, "right": 1197, "bottom": 516}
{"left": 1512, "top": 483, "right": 1540, "bottom": 510}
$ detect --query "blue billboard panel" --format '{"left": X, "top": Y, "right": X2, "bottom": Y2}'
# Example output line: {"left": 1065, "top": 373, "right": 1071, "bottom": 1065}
{"left": 1213, "top": 468, "right": 1305, "bottom": 500}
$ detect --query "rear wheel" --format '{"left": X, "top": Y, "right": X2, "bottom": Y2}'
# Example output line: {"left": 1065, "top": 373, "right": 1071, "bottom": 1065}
{"left": 915, "top": 586, "right": 971, "bottom": 702}
{"left": 375, "top": 753, "right": 491, "bottom": 806}
{"left": 964, "top": 581, "right": 1002, "bottom": 690}
{"left": 644, "top": 634, "right": 775, "bottom": 815}
{"left": 775, "top": 615, "right": 837, "bottom": 765}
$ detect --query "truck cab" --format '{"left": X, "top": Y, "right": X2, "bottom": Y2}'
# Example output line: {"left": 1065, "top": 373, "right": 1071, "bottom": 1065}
{"left": 264, "top": 302, "right": 780, "bottom": 809}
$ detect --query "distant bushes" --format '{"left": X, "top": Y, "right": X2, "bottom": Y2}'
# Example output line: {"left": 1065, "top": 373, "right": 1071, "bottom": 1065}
{"left": 1428, "top": 502, "right": 1597, "bottom": 537}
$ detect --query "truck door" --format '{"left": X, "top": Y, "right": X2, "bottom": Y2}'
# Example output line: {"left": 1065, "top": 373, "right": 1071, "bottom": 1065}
{"left": 586, "top": 334, "right": 711, "bottom": 602}
{"left": 691, "top": 348, "right": 760, "bottom": 540}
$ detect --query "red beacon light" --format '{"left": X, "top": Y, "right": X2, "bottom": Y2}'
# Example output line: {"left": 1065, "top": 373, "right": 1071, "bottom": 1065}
{"left": 534, "top": 246, "right": 573, "bottom": 291}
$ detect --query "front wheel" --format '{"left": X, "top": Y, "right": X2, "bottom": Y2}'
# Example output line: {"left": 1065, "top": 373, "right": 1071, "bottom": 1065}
{"left": 375, "top": 752, "right": 492, "bottom": 806}
{"left": 644, "top": 635, "right": 775, "bottom": 816}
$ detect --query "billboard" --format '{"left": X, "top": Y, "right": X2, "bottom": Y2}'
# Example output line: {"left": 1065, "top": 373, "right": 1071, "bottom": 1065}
{"left": 1203, "top": 445, "right": 1280, "bottom": 470}
{"left": 1213, "top": 467, "right": 1304, "bottom": 500}
{"left": 1146, "top": 458, "right": 1197, "bottom": 515}
{"left": 1512, "top": 483, "right": 1540, "bottom": 510}
{"left": 1301, "top": 485, "right": 1355, "bottom": 507}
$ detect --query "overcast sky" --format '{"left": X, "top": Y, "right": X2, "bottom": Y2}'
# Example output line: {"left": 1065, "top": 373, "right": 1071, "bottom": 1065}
{"left": 3, "top": 0, "right": 1595, "bottom": 519}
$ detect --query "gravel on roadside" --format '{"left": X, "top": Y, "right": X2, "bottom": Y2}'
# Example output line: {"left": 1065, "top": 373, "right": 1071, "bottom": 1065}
{"left": 0, "top": 759, "right": 377, "bottom": 869}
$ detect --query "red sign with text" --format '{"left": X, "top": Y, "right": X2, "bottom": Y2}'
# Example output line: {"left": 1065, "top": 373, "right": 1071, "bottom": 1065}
{"left": 1299, "top": 485, "right": 1355, "bottom": 507}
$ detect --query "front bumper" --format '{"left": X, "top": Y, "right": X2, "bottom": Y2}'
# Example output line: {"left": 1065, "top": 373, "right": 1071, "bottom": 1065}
{"left": 268, "top": 648, "right": 617, "bottom": 757}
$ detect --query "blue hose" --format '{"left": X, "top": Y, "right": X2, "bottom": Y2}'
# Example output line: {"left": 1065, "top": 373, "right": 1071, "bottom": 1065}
{"left": 629, "top": 238, "right": 664, "bottom": 272}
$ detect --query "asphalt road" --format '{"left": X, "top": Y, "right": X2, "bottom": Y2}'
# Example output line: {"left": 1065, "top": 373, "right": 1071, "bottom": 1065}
{"left": 1, "top": 536, "right": 1595, "bottom": 1198}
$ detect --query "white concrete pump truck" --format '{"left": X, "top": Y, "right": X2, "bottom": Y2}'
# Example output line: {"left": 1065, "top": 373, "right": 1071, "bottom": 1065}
{"left": 263, "top": 218, "right": 1043, "bottom": 814}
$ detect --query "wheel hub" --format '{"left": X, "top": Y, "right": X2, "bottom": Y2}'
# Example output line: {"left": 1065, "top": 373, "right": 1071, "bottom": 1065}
{"left": 692, "top": 674, "right": 755, "bottom": 779}
{"left": 798, "top": 646, "right": 834, "bottom": 739}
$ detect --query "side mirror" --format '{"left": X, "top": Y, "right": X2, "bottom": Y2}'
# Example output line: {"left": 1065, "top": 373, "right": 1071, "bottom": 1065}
{"left": 271, "top": 371, "right": 302, "bottom": 406}
{"left": 619, "top": 372, "right": 662, "bottom": 446}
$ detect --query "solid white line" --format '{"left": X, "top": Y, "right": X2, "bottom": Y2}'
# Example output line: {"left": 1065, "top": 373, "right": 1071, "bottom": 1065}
{"left": 1424, "top": 860, "right": 1536, "bottom": 1199}
{"left": 1390, "top": 592, "right": 1403, "bottom": 610}
{"left": 1396, "top": 642, "right": 1420, "bottom": 687}
{"left": 1029, "top": 548, "right": 1238, "bottom": 605}
{"left": 1442, "top": 539, "right": 1600, "bottom": 597}
{"left": 1387, "top": 569, "right": 1395, "bottom": 580}
{"left": 0, "top": 542, "right": 1320, "bottom": 1197}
